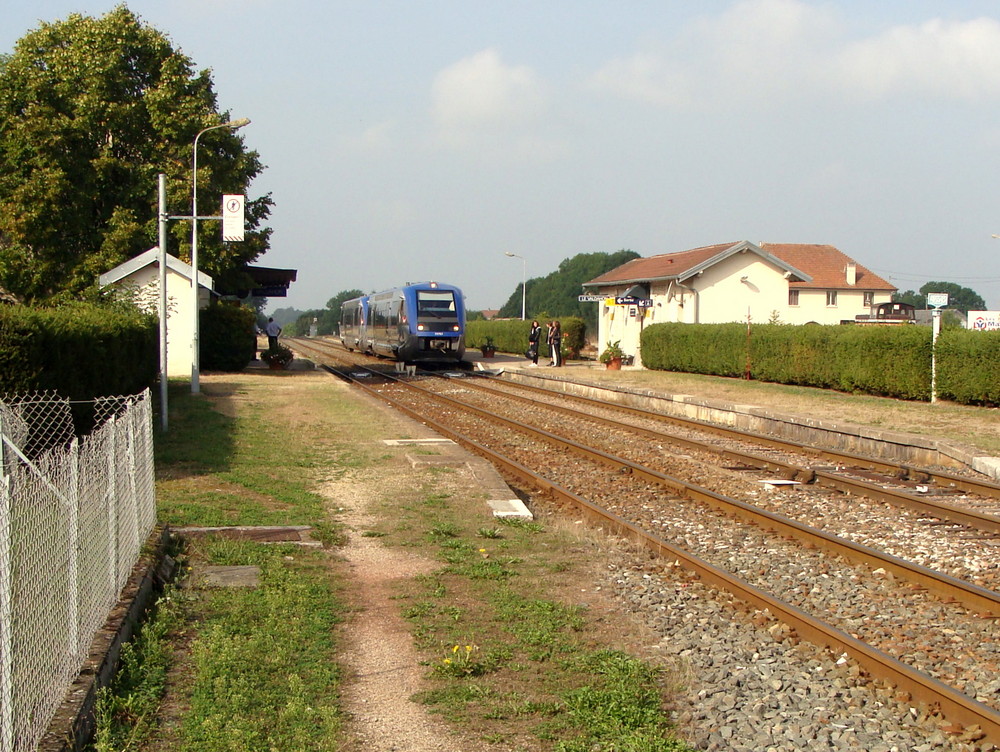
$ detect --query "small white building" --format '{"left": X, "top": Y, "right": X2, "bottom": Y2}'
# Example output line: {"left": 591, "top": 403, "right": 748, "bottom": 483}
{"left": 99, "top": 247, "right": 214, "bottom": 377}
{"left": 583, "top": 241, "right": 896, "bottom": 366}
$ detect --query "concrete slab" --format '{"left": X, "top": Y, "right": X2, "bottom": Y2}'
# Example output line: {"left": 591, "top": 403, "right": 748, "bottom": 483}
{"left": 487, "top": 498, "right": 533, "bottom": 519}
{"left": 171, "top": 525, "right": 322, "bottom": 547}
{"left": 195, "top": 565, "right": 261, "bottom": 588}
{"left": 383, "top": 438, "right": 456, "bottom": 446}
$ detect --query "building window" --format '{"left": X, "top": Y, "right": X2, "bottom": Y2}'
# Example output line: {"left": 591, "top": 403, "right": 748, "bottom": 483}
{"left": 826, "top": 291, "right": 838, "bottom": 307}
{"left": 863, "top": 291, "right": 874, "bottom": 307}
{"left": 788, "top": 289, "right": 799, "bottom": 306}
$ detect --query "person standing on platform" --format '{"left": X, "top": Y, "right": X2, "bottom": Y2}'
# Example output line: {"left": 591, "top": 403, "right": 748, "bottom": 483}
{"left": 266, "top": 317, "right": 282, "bottom": 349}
{"left": 527, "top": 320, "right": 541, "bottom": 366}
{"left": 548, "top": 320, "right": 562, "bottom": 367}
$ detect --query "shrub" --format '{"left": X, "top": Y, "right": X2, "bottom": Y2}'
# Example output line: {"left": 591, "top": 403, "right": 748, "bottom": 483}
{"left": 466, "top": 317, "right": 586, "bottom": 357}
{"left": 0, "top": 302, "right": 157, "bottom": 430}
{"left": 200, "top": 304, "right": 256, "bottom": 372}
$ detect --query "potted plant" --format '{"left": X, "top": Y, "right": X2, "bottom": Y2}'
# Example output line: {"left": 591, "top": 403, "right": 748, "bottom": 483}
{"left": 261, "top": 343, "right": 294, "bottom": 370}
{"left": 480, "top": 336, "right": 497, "bottom": 358}
{"left": 599, "top": 340, "right": 625, "bottom": 370}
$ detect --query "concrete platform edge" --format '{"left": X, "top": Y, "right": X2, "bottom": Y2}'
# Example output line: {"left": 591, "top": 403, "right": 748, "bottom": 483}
{"left": 503, "top": 370, "right": 1000, "bottom": 481}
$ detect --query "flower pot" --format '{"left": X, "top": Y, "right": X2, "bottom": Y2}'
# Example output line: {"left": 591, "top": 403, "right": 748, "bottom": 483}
{"left": 481, "top": 348, "right": 496, "bottom": 358}
{"left": 605, "top": 357, "right": 622, "bottom": 370}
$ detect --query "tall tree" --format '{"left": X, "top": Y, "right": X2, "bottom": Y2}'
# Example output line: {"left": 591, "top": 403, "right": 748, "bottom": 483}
{"left": 0, "top": 6, "right": 272, "bottom": 302}
{"left": 918, "top": 281, "right": 985, "bottom": 314}
{"left": 893, "top": 283, "right": 986, "bottom": 314}
{"left": 893, "top": 290, "right": 926, "bottom": 308}
{"left": 498, "top": 249, "right": 641, "bottom": 331}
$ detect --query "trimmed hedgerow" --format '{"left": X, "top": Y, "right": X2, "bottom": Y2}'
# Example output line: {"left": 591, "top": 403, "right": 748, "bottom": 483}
{"left": 0, "top": 302, "right": 157, "bottom": 400}
{"left": 640, "top": 322, "right": 952, "bottom": 402}
{"left": 466, "top": 317, "right": 586, "bottom": 358}
{"left": 936, "top": 328, "right": 1000, "bottom": 406}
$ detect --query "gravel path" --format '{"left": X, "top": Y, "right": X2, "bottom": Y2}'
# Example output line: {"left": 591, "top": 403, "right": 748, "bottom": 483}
{"left": 321, "top": 459, "right": 475, "bottom": 752}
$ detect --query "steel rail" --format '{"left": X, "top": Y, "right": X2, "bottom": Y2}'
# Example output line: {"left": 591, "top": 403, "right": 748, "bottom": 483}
{"left": 459, "top": 375, "right": 1000, "bottom": 534}
{"left": 485, "top": 373, "right": 1000, "bottom": 498}
{"left": 333, "top": 367, "right": 1000, "bottom": 617}
{"left": 324, "top": 363, "right": 1000, "bottom": 746}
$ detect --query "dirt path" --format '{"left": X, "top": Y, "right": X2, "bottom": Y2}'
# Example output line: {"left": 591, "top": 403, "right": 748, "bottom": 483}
{"left": 320, "top": 455, "right": 478, "bottom": 751}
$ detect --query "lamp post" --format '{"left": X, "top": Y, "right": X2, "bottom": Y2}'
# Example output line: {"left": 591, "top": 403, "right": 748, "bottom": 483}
{"left": 190, "top": 117, "right": 250, "bottom": 394}
{"left": 504, "top": 252, "right": 526, "bottom": 320}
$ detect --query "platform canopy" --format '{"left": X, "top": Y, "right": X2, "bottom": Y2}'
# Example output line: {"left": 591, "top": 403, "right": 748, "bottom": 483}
{"left": 217, "top": 265, "right": 298, "bottom": 298}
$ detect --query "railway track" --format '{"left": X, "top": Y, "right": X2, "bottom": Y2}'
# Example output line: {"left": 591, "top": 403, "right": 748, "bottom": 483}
{"left": 288, "top": 338, "right": 1000, "bottom": 748}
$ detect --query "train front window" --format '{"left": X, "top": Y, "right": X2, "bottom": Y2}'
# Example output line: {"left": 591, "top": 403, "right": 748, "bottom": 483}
{"left": 417, "top": 291, "right": 456, "bottom": 318}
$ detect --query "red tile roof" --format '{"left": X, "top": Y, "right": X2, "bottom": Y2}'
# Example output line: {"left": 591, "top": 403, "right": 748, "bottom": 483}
{"left": 583, "top": 243, "right": 738, "bottom": 286}
{"left": 761, "top": 244, "right": 894, "bottom": 290}
{"left": 583, "top": 241, "right": 894, "bottom": 291}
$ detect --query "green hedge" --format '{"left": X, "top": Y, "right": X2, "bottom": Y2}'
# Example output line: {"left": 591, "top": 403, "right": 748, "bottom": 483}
{"left": 936, "top": 329, "right": 1000, "bottom": 405}
{"left": 638, "top": 322, "right": 998, "bottom": 403}
{"left": 0, "top": 303, "right": 158, "bottom": 400}
{"left": 200, "top": 304, "right": 257, "bottom": 372}
{"left": 466, "top": 317, "right": 586, "bottom": 358}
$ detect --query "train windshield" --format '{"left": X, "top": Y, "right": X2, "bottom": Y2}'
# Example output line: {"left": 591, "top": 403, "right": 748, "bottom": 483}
{"left": 417, "top": 290, "right": 456, "bottom": 318}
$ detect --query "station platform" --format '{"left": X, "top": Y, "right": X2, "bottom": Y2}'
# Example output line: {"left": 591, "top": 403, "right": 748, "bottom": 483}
{"left": 463, "top": 350, "right": 1000, "bottom": 482}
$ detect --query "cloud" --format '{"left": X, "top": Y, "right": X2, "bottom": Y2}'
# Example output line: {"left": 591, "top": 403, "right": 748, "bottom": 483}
{"left": 835, "top": 17, "right": 1000, "bottom": 100}
{"left": 589, "top": 0, "right": 1000, "bottom": 109}
{"left": 431, "top": 48, "right": 548, "bottom": 144}
{"left": 335, "top": 120, "right": 397, "bottom": 158}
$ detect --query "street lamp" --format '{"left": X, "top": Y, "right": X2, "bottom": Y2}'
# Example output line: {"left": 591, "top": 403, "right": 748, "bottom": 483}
{"left": 190, "top": 117, "right": 250, "bottom": 393}
{"left": 504, "top": 251, "right": 526, "bottom": 320}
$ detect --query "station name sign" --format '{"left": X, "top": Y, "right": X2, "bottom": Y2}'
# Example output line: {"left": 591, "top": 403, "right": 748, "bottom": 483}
{"left": 614, "top": 296, "right": 652, "bottom": 307}
{"left": 577, "top": 294, "right": 652, "bottom": 307}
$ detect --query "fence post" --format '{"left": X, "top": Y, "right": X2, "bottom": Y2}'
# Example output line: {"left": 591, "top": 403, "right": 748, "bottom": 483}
{"left": 106, "top": 418, "right": 119, "bottom": 591}
{"left": 126, "top": 414, "right": 139, "bottom": 560}
{"left": 0, "top": 409, "right": 13, "bottom": 752}
{"left": 68, "top": 438, "right": 81, "bottom": 661}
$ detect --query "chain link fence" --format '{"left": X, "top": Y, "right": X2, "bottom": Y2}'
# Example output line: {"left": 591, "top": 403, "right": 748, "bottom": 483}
{"left": 0, "top": 389, "right": 156, "bottom": 752}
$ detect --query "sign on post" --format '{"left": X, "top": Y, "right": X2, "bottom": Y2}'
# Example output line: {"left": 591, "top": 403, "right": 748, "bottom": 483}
{"left": 222, "top": 194, "right": 245, "bottom": 242}
{"left": 926, "top": 292, "right": 948, "bottom": 308}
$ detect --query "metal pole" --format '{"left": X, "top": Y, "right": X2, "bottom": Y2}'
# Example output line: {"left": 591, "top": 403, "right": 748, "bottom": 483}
{"left": 190, "top": 130, "right": 204, "bottom": 394}
{"left": 504, "top": 252, "right": 526, "bottom": 320}
{"left": 157, "top": 174, "right": 168, "bottom": 430}
{"left": 520, "top": 257, "right": 526, "bottom": 321}
{"left": 189, "top": 118, "right": 251, "bottom": 395}
{"left": 931, "top": 308, "right": 941, "bottom": 404}
{"left": 0, "top": 410, "right": 11, "bottom": 752}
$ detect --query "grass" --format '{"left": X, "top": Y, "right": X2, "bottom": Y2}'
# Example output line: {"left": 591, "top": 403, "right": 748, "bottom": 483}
{"left": 92, "top": 376, "right": 355, "bottom": 751}
{"left": 92, "top": 373, "right": 694, "bottom": 751}
{"left": 176, "top": 539, "right": 343, "bottom": 751}
{"left": 382, "top": 486, "right": 694, "bottom": 750}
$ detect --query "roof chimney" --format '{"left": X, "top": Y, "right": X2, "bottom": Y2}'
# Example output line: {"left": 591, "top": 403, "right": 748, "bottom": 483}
{"left": 846, "top": 263, "right": 857, "bottom": 286}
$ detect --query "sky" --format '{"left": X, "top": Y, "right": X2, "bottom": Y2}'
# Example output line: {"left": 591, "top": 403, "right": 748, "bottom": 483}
{"left": 5, "top": 1, "right": 1000, "bottom": 313}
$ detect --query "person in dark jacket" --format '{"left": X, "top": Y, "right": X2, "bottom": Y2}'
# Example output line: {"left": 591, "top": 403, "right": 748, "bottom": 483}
{"left": 527, "top": 320, "right": 541, "bottom": 366}
{"left": 548, "top": 320, "right": 562, "bottom": 367}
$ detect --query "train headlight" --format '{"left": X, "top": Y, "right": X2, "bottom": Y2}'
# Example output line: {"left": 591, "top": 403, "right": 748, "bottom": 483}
{"left": 452, "top": 325, "right": 460, "bottom": 331}
{"left": 417, "top": 324, "right": 425, "bottom": 331}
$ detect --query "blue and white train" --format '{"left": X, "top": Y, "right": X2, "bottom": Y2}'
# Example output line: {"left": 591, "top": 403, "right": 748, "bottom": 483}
{"left": 339, "top": 282, "right": 466, "bottom": 363}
